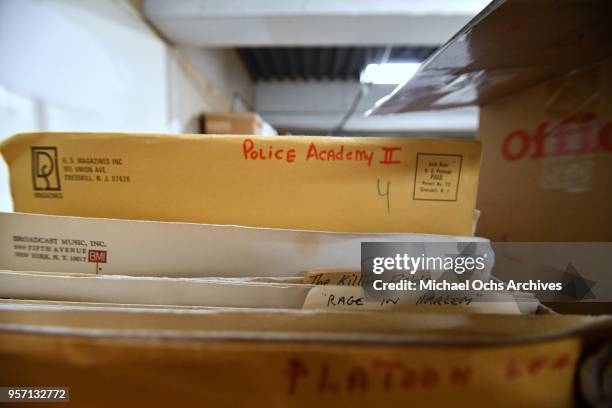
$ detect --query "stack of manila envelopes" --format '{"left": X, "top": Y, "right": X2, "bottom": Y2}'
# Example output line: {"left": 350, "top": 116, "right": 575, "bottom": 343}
{"left": 1, "top": 132, "right": 610, "bottom": 406}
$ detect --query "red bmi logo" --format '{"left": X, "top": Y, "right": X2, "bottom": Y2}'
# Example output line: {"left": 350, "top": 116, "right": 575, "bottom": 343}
{"left": 88, "top": 250, "right": 107, "bottom": 263}
{"left": 88, "top": 250, "right": 107, "bottom": 274}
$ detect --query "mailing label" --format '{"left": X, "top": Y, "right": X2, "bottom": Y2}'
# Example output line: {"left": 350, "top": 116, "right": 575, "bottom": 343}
{"left": 413, "top": 153, "right": 462, "bottom": 201}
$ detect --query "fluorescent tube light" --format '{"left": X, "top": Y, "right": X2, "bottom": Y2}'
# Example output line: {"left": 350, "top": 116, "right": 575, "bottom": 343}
{"left": 360, "top": 62, "right": 421, "bottom": 85}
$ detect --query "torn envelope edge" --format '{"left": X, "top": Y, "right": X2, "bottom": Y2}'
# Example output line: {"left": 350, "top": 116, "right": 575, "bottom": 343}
{"left": 0, "top": 211, "right": 490, "bottom": 278}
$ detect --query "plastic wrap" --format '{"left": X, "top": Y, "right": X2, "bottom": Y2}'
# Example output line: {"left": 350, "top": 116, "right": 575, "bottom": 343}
{"left": 370, "top": 0, "right": 612, "bottom": 115}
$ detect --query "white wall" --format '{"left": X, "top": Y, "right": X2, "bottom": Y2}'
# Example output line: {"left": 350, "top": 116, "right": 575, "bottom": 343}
{"left": 0, "top": 0, "right": 254, "bottom": 212}
{"left": 0, "top": 0, "right": 168, "bottom": 133}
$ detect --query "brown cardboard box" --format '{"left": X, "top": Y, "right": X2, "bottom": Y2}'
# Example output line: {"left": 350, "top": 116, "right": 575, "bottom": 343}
{"left": 477, "top": 60, "right": 612, "bottom": 241}
{"left": 202, "top": 112, "right": 271, "bottom": 135}
{"left": 371, "top": 0, "right": 612, "bottom": 241}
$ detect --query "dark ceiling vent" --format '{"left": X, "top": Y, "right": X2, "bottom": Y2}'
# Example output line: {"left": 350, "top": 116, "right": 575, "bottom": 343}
{"left": 236, "top": 46, "right": 436, "bottom": 81}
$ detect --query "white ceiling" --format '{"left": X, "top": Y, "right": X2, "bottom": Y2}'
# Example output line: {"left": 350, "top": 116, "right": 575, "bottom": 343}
{"left": 142, "top": 0, "right": 488, "bottom": 133}
{"left": 143, "top": 0, "right": 490, "bottom": 46}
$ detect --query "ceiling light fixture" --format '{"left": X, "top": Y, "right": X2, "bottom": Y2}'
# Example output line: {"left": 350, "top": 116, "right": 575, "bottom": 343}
{"left": 360, "top": 62, "right": 421, "bottom": 85}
